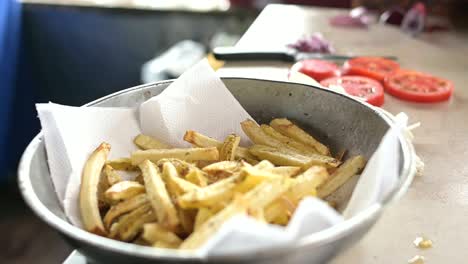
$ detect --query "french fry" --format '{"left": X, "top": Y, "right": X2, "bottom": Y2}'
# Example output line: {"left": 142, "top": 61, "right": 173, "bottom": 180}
{"left": 106, "top": 158, "right": 137, "bottom": 171}
{"left": 162, "top": 162, "right": 199, "bottom": 198}
{"left": 264, "top": 166, "right": 301, "bottom": 177}
{"left": 185, "top": 169, "right": 208, "bottom": 187}
{"left": 264, "top": 201, "right": 290, "bottom": 225}
{"left": 178, "top": 174, "right": 242, "bottom": 209}
{"left": 113, "top": 203, "right": 153, "bottom": 241}
{"left": 103, "top": 193, "right": 148, "bottom": 229}
{"left": 104, "top": 165, "right": 122, "bottom": 186}
{"left": 249, "top": 145, "right": 340, "bottom": 168}
{"left": 194, "top": 208, "right": 214, "bottom": 231}
{"left": 270, "top": 118, "right": 330, "bottom": 156}
{"left": 139, "top": 160, "right": 180, "bottom": 230}
{"left": 183, "top": 130, "right": 256, "bottom": 162}
{"left": 202, "top": 161, "right": 240, "bottom": 181}
{"left": 97, "top": 170, "right": 111, "bottom": 210}
{"left": 119, "top": 210, "right": 157, "bottom": 242}
{"left": 243, "top": 176, "right": 291, "bottom": 209}
{"left": 285, "top": 166, "right": 328, "bottom": 203}
{"left": 104, "top": 181, "right": 145, "bottom": 203}
{"left": 156, "top": 158, "right": 193, "bottom": 176}
{"left": 318, "top": 156, "right": 366, "bottom": 198}
{"left": 261, "top": 124, "right": 318, "bottom": 155}
{"left": 80, "top": 142, "right": 110, "bottom": 235}
{"left": 253, "top": 160, "right": 275, "bottom": 169}
{"left": 241, "top": 120, "right": 299, "bottom": 153}
{"left": 142, "top": 223, "right": 183, "bottom": 246}
{"left": 134, "top": 134, "right": 170, "bottom": 150}
{"left": 219, "top": 134, "right": 241, "bottom": 161}
{"left": 179, "top": 197, "right": 248, "bottom": 249}
{"left": 131, "top": 147, "right": 219, "bottom": 165}
{"left": 235, "top": 166, "right": 284, "bottom": 193}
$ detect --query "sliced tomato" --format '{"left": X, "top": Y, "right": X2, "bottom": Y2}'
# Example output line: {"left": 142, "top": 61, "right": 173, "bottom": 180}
{"left": 290, "top": 59, "right": 340, "bottom": 81}
{"left": 343, "top": 57, "right": 400, "bottom": 82}
{"left": 320, "top": 76, "right": 385, "bottom": 106}
{"left": 384, "top": 70, "right": 454, "bottom": 103}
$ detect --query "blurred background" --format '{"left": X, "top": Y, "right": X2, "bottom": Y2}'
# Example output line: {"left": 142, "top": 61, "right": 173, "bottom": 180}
{"left": 0, "top": 0, "right": 466, "bottom": 263}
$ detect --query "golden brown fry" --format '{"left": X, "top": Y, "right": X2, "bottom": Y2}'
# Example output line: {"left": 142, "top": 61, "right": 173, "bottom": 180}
{"left": 134, "top": 134, "right": 170, "bottom": 150}
{"left": 104, "top": 165, "right": 123, "bottom": 186}
{"left": 131, "top": 147, "right": 219, "bottom": 165}
{"left": 139, "top": 160, "right": 180, "bottom": 230}
{"left": 104, "top": 181, "right": 145, "bottom": 203}
{"left": 264, "top": 199, "right": 292, "bottom": 225}
{"left": 202, "top": 161, "right": 240, "bottom": 182}
{"left": 156, "top": 158, "right": 193, "bottom": 176}
{"left": 318, "top": 155, "right": 366, "bottom": 198}
{"left": 119, "top": 210, "right": 157, "bottom": 242}
{"left": 183, "top": 130, "right": 256, "bottom": 161}
{"left": 80, "top": 142, "right": 110, "bottom": 235}
{"left": 142, "top": 223, "right": 183, "bottom": 246}
{"left": 185, "top": 169, "right": 208, "bottom": 187}
{"left": 261, "top": 124, "right": 318, "bottom": 155}
{"left": 179, "top": 197, "right": 248, "bottom": 249}
{"left": 194, "top": 208, "right": 214, "bottom": 231}
{"left": 219, "top": 134, "right": 241, "bottom": 161}
{"left": 106, "top": 158, "right": 137, "bottom": 171}
{"left": 241, "top": 120, "right": 298, "bottom": 153}
{"left": 270, "top": 118, "right": 330, "bottom": 156}
{"left": 178, "top": 174, "right": 242, "bottom": 209}
{"left": 113, "top": 203, "right": 153, "bottom": 241}
{"left": 249, "top": 145, "right": 340, "bottom": 168}
{"left": 235, "top": 166, "right": 284, "bottom": 193}
{"left": 103, "top": 193, "right": 148, "bottom": 229}
{"left": 97, "top": 170, "right": 111, "bottom": 210}
{"left": 162, "top": 162, "right": 199, "bottom": 198}
{"left": 285, "top": 166, "right": 328, "bottom": 202}
{"left": 243, "top": 175, "right": 291, "bottom": 209}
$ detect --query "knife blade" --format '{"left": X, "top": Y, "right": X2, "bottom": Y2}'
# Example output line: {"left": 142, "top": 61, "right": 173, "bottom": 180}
{"left": 213, "top": 47, "right": 397, "bottom": 62}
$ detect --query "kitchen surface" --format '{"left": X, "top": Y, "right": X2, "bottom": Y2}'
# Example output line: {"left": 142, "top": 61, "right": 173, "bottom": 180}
{"left": 2, "top": 1, "right": 468, "bottom": 263}
{"left": 219, "top": 4, "right": 468, "bottom": 264}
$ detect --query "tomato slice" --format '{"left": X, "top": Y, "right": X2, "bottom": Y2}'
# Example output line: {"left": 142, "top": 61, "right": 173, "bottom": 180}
{"left": 290, "top": 59, "right": 340, "bottom": 81}
{"left": 384, "top": 70, "right": 454, "bottom": 103}
{"left": 320, "top": 76, "right": 385, "bottom": 106}
{"left": 343, "top": 57, "right": 400, "bottom": 82}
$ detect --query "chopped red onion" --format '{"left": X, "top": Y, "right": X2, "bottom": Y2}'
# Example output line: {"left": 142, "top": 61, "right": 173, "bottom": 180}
{"left": 287, "top": 33, "right": 335, "bottom": 53}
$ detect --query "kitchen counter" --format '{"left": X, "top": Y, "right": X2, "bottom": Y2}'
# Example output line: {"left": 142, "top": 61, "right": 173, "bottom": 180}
{"left": 218, "top": 4, "right": 468, "bottom": 263}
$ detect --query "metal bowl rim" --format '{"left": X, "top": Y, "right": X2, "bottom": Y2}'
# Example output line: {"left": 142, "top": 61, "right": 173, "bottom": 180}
{"left": 18, "top": 77, "right": 415, "bottom": 260}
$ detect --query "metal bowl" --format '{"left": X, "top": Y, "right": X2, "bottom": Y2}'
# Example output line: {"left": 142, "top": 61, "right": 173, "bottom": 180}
{"left": 18, "top": 78, "right": 416, "bottom": 263}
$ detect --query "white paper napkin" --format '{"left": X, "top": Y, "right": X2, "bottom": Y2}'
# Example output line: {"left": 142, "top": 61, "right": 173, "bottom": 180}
{"left": 140, "top": 60, "right": 253, "bottom": 147}
{"left": 36, "top": 59, "right": 403, "bottom": 255}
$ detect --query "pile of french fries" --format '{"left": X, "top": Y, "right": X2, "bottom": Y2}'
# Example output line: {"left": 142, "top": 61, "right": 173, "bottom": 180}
{"left": 79, "top": 118, "right": 366, "bottom": 250}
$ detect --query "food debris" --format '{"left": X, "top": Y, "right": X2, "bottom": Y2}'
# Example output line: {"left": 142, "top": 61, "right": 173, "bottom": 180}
{"left": 413, "top": 236, "right": 433, "bottom": 249}
{"left": 408, "top": 255, "right": 425, "bottom": 264}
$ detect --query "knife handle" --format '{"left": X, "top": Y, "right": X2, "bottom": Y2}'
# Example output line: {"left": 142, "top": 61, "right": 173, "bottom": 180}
{"left": 213, "top": 47, "right": 295, "bottom": 62}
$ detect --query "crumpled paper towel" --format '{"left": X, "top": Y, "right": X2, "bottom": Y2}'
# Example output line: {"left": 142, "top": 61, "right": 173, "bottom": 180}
{"left": 36, "top": 59, "right": 403, "bottom": 256}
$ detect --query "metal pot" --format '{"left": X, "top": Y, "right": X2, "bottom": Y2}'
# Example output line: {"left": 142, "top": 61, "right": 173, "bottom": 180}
{"left": 18, "top": 78, "right": 416, "bottom": 263}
